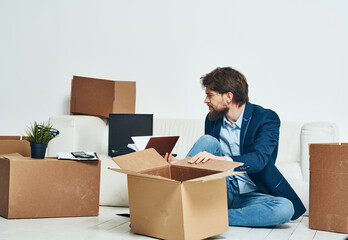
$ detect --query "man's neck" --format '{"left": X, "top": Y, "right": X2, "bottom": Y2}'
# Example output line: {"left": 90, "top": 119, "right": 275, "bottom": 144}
{"left": 225, "top": 103, "right": 245, "bottom": 125}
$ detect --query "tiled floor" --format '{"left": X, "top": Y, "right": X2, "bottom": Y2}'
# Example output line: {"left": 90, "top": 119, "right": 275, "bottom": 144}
{"left": 0, "top": 206, "right": 347, "bottom": 240}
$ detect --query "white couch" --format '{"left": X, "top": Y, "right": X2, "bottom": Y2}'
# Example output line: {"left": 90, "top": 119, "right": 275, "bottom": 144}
{"left": 46, "top": 115, "right": 339, "bottom": 216}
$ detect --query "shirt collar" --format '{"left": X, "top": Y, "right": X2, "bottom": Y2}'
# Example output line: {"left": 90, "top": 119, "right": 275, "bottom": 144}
{"left": 222, "top": 105, "right": 245, "bottom": 129}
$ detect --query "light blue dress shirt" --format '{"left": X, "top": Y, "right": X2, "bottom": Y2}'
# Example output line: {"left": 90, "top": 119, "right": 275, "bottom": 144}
{"left": 219, "top": 108, "right": 259, "bottom": 194}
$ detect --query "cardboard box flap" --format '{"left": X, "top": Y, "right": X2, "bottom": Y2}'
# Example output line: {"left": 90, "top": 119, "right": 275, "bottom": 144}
{"left": 0, "top": 136, "right": 22, "bottom": 140}
{"left": 0, "top": 137, "right": 30, "bottom": 157}
{"left": 0, "top": 153, "right": 23, "bottom": 160}
{"left": 108, "top": 167, "right": 176, "bottom": 182}
{"left": 186, "top": 171, "right": 245, "bottom": 183}
{"left": 112, "top": 148, "right": 169, "bottom": 172}
{"left": 172, "top": 158, "right": 243, "bottom": 172}
{"left": 309, "top": 142, "right": 340, "bottom": 147}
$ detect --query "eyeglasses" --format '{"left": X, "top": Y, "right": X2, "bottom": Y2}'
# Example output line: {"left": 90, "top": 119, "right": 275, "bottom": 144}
{"left": 37, "top": 125, "right": 60, "bottom": 137}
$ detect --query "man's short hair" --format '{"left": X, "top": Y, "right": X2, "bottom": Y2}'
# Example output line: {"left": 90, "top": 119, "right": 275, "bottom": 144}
{"left": 201, "top": 67, "right": 249, "bottom": 106}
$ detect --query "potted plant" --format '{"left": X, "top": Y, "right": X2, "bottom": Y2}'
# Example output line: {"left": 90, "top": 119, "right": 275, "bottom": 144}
{"left": 23, "top": 121, "right": 59, "bottom": 159}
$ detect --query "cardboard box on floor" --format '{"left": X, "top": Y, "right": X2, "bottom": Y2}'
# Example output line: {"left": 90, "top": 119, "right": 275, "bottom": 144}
{"left": 0, "top": 153, "right": 101, "bottom": 219}
{"left": 70, "top": 76, "right": 136, "bottom": 118}
{"left": 309, "top": 143, "right": 348, "bottom": 234}
{"left": 110, "top": 148, "right": 244, "bottom": 240}
{"left": 0, "top": 136, "right": 30, "bottom": 157}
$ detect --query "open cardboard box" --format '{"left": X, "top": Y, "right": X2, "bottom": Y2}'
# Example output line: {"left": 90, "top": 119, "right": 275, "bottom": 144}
{"left": 309, "top": 143, "right": 348, "bottom": 234}
{"left": 70, "top": 76, "right": 136, "bottom": 118}
{"left": 110, "top": 148, "right": 243, "bottom": 240}
{"left": 0, "top": 153, "right": 101, "bottom": 219}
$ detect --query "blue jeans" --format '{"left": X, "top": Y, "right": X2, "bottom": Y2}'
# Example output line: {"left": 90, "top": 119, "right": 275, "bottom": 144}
{"left": 187, "top": 135, "right": 295, "bottom": 227}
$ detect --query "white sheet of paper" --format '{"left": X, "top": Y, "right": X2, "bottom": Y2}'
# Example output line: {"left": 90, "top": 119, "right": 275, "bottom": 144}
{"left": 131, "top": 136, "right": 153, "bottom": 151}
{"left": 127, "top": 143, "right": 138, "bottom": 151}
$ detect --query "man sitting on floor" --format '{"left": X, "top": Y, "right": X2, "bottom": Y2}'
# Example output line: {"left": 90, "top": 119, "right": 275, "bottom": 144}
{"left": 166, "top": 67, "right": 306, "bottom": 227}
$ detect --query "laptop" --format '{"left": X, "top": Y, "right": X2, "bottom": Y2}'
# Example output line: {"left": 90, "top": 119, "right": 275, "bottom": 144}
{"left": 108, "top": 114, "right": 153, "bottom": 157}
{"left": 145, "top": 136, "right": 179, "bottom": 156}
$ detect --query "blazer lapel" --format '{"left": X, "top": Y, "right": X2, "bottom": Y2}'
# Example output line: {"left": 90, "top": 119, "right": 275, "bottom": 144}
{"left": 240, "top": 103, "right": 253, "bottom": 155}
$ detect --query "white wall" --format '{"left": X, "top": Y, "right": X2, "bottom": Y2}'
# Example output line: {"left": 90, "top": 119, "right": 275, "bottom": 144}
{"left": 1, "top": 0, "right": 348, "bottom": 140}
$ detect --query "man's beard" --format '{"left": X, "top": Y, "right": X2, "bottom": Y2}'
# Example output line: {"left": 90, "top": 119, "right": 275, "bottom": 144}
{"left": 208, "top": 107, "right": 228, "bottom": 121}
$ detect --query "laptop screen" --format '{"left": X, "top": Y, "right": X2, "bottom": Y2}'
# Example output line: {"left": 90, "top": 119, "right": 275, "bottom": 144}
{"left": 108, "top": 114, "right": 153, "bottom": 156}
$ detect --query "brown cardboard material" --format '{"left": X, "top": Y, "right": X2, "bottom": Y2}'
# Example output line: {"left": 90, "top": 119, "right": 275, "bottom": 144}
{"left": 70, "top": 76, "right": 136, "bottom": 118}
{"left": 0, "top": 136, "right": 30, "bottom": 157}
{"left": 110, "top": 148, "right": 244, "bottom": 240}
{"left": 0, "top": 153, "right": 101, "bottom": 219}
{"left": 309, "top": 143, "right": 348, "bottom": 233}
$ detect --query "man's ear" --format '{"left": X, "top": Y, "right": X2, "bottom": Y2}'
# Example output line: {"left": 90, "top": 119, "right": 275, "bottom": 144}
{"left": 225, "top": 92, "right": 234, "bottom": 103}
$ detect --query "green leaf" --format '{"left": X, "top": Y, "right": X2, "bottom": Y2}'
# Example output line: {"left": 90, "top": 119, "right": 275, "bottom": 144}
{"left": 23, "top": 121, "right": 59, "bottom": 144}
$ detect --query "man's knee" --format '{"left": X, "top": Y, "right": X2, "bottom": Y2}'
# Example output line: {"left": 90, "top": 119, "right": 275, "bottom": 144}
{"left": 187, "top": 135, "right": 221, "bottom": 157}
{"left": 275, "top": 197, "right": 295, "bottom": 224}
{"left": 196, "top": 135, "right": 219, "bottom": 146}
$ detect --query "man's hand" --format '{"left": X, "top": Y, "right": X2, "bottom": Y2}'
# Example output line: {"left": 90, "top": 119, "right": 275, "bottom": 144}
{"left": 188, "top": 151, "right": 226, "bottom": 164}
{"left": 164, "top": 151, "right": 179, "bottom": 163}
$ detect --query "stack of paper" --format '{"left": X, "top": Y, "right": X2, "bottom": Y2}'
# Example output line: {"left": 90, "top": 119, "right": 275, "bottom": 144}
{"left": 57, "top": 152, "right": 98, "bottom": 161}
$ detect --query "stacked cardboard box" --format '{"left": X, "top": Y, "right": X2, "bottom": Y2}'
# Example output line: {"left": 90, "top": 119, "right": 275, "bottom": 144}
{"left": 70, "top": 76, "right": 136, "bottom": 118}
{"left": 309, "top": 143, "right": 348, "bottom": 233}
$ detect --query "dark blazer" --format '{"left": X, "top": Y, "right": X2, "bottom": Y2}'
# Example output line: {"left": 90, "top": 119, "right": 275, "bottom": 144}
{"left": 205, "top": 103, "right": 306, "bottom": 220}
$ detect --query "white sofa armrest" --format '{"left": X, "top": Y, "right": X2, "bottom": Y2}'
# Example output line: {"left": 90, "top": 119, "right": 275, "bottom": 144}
{"left": 300, "top": 122, "right": 339, "bottom": 181}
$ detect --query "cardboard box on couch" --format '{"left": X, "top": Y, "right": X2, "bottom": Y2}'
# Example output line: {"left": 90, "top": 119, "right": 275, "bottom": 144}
{"left": 309, "top": 143, "right": 348, "bottom": 233}
{"left": 0, "top": 153, "right": 101, "bottom": 219}
{"left": 110, "top": 148, "right": 244, "bottom": 240}
{"left": 70, "top": 76, "right": 136, "bottom": 118}
{"left": 0, "top": 136, "right": 30, "bottom": 157}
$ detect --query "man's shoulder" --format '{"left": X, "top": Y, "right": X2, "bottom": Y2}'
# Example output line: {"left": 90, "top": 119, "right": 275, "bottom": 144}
{"left": 247, "top": 103, "right": 279, "bottom": 122}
